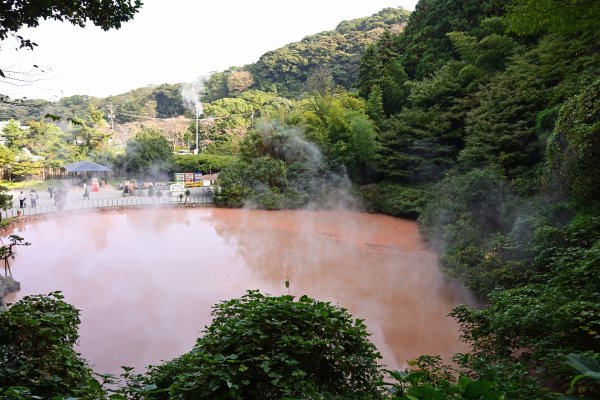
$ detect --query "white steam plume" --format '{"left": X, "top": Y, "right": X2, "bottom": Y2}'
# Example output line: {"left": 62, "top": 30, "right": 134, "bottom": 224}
{"left": 181, "top": 76, "right": 208, "bottom": 117}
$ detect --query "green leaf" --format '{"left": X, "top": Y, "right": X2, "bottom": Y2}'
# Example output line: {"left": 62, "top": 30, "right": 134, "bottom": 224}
{"left": 408, "top": 385, "right": 444, "bottom": 400}
{"left": 464, "top": 380, "right": 494, "bottom": 399}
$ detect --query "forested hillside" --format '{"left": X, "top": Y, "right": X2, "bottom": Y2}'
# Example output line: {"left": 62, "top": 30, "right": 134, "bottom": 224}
{"left": 202, "top": 7, "right": 410, "bottom": 100}
{"left": 360, "top": 0, "right": 599, "bottom": 398}
{"left": 0, "top": 83, "right": 184, "bottom": 124}
{"left": 1, "top": 0, "right": 600, "bottom": 398}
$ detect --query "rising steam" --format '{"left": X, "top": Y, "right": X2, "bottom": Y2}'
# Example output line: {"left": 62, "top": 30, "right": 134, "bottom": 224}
{"left": 243, "top": 120, "right": 356, "bottom": 210}
{"left": 181, "top": 77, "right": 207, "bottom": 117}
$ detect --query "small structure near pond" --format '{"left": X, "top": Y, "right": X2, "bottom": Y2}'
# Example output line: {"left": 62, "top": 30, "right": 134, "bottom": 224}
{"left": 63, "top": 160, "right": 111, "bottom": 182}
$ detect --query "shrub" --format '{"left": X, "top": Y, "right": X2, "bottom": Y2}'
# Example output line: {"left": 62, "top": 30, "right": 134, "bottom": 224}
{"left": 0, "top": 292, "right": 98, "bottom": 398}
{"left": 144, "top": 290, "right": 383, "bottom": 399}
{"left": 418, "top": 168, "right": 514, "bottom": 251}
{"left": 356, "top": 182, "right": 430, "bottom": 219}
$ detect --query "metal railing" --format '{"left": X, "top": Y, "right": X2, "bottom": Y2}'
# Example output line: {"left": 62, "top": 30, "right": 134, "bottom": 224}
{"left": 2, "top": 194, "right": 214, "bottom": 220}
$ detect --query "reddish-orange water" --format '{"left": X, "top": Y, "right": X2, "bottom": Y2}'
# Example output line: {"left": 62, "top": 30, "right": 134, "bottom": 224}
{"left": 6, "top": 208, "right": 473, "bottom": 374}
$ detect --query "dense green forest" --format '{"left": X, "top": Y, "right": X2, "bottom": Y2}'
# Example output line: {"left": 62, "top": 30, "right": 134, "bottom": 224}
{"left": 2, "top": 0, "right": 600, "bottom": 398}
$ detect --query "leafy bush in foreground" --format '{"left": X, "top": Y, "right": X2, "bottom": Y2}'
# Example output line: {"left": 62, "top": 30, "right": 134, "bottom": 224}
{"left": 144, "top": 290, "right": 383, "bottom": 399}
{"left": 0, "top": 292, "right": 97, "bottom": 398}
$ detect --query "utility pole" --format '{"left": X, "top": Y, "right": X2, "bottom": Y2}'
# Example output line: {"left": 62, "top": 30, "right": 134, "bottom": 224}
{"left": 195, "top": 105, "right": 199, "bottom": 155}
{"left": 108, "top": 103, "right": 115, "bottom": 130}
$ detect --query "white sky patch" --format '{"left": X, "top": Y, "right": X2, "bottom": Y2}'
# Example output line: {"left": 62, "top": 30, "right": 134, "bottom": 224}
{"left": 0, "top": 0, "right": 417, "bottom": 101}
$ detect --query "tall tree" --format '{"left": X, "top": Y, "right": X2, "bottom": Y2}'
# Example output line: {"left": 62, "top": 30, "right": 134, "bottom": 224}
{"left": 70, "top": 105, "right": 111, "bottom": 155}
{"left": 348, "top": 114, "right": 378, "bottom": 182}
{"left": 459, "top": 53, "right": 546, "bottom": 178}
{"left": 395, "top": 0, "right": 505, "bottom": 79}
{"left": 376, "top": 61, "right": 470, "bottom": 183}
{"left": 122, "top": 128, "right": 173, "bottom": 176}
{"left": 226, "top": 70, "right": 255, "bottom": 95}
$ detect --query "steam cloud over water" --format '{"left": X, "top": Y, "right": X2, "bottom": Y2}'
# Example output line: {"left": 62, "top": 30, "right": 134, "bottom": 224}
{"left": 7, "top": 208, "right": 474, "bottom": 374}
{"left": 241, "top": 120, "right": 358, "bottom": 210}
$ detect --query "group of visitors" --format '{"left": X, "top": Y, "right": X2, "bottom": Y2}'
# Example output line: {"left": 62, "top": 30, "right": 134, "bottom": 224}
{"left": 16, "top": 184, "right": 67, "bottom": 211}
{"left": 18, "top": 189, "right": 39, "bottom": 208}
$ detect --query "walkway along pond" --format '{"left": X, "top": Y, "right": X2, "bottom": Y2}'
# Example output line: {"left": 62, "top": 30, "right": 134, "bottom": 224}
{"left": 1, "top": 193, "right": 214, "bottom": 220}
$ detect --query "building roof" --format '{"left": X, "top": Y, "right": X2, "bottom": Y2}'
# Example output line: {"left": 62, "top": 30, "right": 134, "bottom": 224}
{"left": 63, "top": 160, "right": 111, "bottom": 172}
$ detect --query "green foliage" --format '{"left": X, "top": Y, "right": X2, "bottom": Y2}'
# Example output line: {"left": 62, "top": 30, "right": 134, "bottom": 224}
{"left": 0, "top": 142, "right": 15, "bottom": 166}
{"left": 203, "top": 70, "right": 230, "bottom": 102}
{"left": 450, "top": 224, "right": 600, "bottom": 396}
{"left": 383, "top": 356, "right": 505, "bottom": 400}
{"left": 294, "top": 92, "right": 378, "bottom": 181}
{"left": 377, "top": 61, "right": 470, "bottom": 183}
{"left": 172, "top": 153, "right": 237, "bottom": 174}
{"left": 144, "top": 290, "right": 383, "bottom": 399}
{"left": 214, "top": 155, "right": 288, "bottom": 209}
{"left": 546, "top": 79, "right": 600, "bottom": 208}
{"left": 1, "top": 120, "right": 27, "bottom": 151}
{"left": 506, "top": 0, "right": 600, "bottom": 39}
{"left": 120, "top": 128, "right": 173, "bottom": 176}
{"left": 418, "top": 169, "right": 524, "bottom": 298}
{"left": 215, "top": 116, "right": 363, "bottom": 209}
{"left": 348, "top": 113, "right": 378, "bottom": 182}
{"left": 154, "top": 84, "right": 185, "bottom": 118}
{"left": 459, "top": 52, "right": 545, "bottom": 178}
{"left": 252, "top": 7, "right": 410, "bottom": 97}
{"left": 0, "top": 292, "right": 99, "bottom": 398}
{"left": 567, "top": 353, "right": 600, "bottom": 395}
{"left": 395, "top": 0, "right": 506, "bottom": 79}
{"left": 447, "top": 27, "right": 517, "bottom": 77}
{"left": 356, "top": 182, "right": 429, "bottom": 219}
{"left": 357, "top": 32, "right": 410, "bottom": 116}
{"left": 213, "top": 161, "right": 252, "bottom": 208}
{"left": 70, "top": 104, "right": 112, "bottom": 154}
{"left": 366, "top": 85, "right": 385, "bottom": 125}
{"left": 0, "top": 185, "right": 12, "bottom": 220}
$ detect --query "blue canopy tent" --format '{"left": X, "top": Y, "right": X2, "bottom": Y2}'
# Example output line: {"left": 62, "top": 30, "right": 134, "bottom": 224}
{"left": 63, "top": 161, "right": 111, "bottom": 183}
{"left": 64, "top": 161, "right": 111, "bottom": 173}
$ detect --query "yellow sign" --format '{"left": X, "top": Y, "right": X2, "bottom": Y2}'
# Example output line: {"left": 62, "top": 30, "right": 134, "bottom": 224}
{"left": 184, "top": 181, "right": 203, "bottom": 187}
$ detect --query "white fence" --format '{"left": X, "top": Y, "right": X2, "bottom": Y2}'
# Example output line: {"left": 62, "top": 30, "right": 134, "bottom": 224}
{"left": 2, "top": 194, "right": 214, "bottom": 220}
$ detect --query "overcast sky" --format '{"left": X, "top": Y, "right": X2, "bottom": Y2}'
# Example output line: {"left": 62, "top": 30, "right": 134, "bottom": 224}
{"left": 0, "top": 0, "right": 417, "bottom": 101}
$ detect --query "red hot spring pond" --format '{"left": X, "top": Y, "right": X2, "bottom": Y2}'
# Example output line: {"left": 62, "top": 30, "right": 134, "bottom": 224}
{"left": 5, "top": 208, "right": 473, "bottom": 374}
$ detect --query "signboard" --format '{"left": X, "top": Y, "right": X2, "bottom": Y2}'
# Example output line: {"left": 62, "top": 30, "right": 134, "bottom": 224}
{"left": 175, "top": 172, "right": 204, "bottom": 187}
{"left": 184, "top": 181, "right": 203, "bottom": 188}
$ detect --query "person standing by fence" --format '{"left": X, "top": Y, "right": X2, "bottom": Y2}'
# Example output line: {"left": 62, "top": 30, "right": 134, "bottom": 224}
{"left": 83, "top": 182, "right": 90, "bottom": 199}
{"left": 30, "top": 189, "right": 39, "bottom": 208}
{"left": 18, "top": 191, "right": 25, "bottom": 208}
